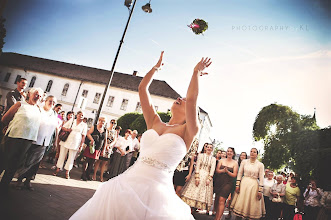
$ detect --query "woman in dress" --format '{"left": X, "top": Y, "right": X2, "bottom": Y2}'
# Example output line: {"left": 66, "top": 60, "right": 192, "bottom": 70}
{"left": 93, "top": 119, "right": 117, "bottom": 182}
{"left": 269, "top": 175, "right": 286, "bottom": 220}
{"left": 81, "top": 116, "right": 107, "bottom": 181}
{"left": 225, "top": 151, "right": 248, "bottom": 219}
{"left": 108, "top": 128, "right": 132, "bottom": 179}
{"left": 15, "top": 95, "right": 59, "bottom": 190}
{"left": 54, "top": 111, "right": 87, "bottom": 179}
{"left": 238, "top": 152, "right": 247, "bottom": 167}
{"left": 230, "top": 148, "right": 266, "bottom": 219}
{"left": 0, "top": 88, "right": 43, "bottom": 191}
{"left": 70, "top": 51, "right": 211, "bottom": 219}
{"left": 214, "top": 147, "right": 238, "bottom": 220}
{"left": 181, "top": 143, "right": 217, "bottom": 212}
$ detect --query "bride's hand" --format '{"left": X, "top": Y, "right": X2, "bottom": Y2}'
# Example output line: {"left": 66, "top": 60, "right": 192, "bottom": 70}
{"left": 195, "top": 179, "right": 200, "bottom": 186}
{"left": 154, "top": 51, "right": 164, "bottom": 70}
{"left": 194, "top": 57, "right": 212, "bottom": 76}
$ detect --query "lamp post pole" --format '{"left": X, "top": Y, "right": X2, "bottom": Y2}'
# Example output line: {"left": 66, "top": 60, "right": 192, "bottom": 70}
{"left": 94, "top": 0, "right": 138, "bottom": 124}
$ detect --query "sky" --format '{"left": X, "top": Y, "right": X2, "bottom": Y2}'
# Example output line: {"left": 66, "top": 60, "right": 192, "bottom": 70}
{"left": 2, "top": 0, "right": 331, "bottom": 154}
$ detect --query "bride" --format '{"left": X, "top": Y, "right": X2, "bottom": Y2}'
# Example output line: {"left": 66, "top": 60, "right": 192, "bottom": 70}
{"left": 70, "top": 51, "right": 212, "bottom": 220}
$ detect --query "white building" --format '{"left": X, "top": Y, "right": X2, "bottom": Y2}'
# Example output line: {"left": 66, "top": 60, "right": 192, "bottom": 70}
{"left": 0, "top": 52, "right": 212, "bottom": 145}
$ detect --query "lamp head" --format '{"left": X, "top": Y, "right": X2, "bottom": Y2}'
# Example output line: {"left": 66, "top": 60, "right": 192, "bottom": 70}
{"left": 124, "top": 0, "right": 132, "bottom": 8}
{"left": 142, "top": 3, "right": 152, "bottom": 13}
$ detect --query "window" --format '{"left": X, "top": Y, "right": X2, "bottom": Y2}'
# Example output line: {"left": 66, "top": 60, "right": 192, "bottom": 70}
{"left": 79, "top": 97, "right": 87, "bottom": 110}
{"left": 61, "top": 83, "right": 69, "bottom": 96}
{"left": 154, "top": 106, "right": 158, "bottom": 111}
{"left": 29, "top": 76, "right": 36, "bottom": 87}
{"left": 93, "top": 93, "right": 101, "bottom": 104}
{"left": 107, "top": 96, "right": 115, "bottom": 107}
{"left": 120, "top": 99, "right": 129, "bottom": 111}
{"left": 14, "top": 75, "right": 21, "bottom": 84}
{"left": 4, "top": 73, "right": 11, "bottom": 82}
{"left": 45, "top": 80, "right": 53, "bottom": 92}
{"left": 135, "top": 102, "right": 142, "bottom": 113}
{"left": 82, "top": 90, "right": 88, "bottom": 98}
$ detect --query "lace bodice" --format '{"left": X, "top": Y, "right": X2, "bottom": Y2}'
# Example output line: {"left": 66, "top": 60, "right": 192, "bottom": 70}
{"left": 138, "top": 129, "right": 187, "bottom": 172}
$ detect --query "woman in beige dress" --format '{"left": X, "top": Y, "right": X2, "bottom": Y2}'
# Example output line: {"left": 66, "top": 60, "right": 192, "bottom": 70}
{"left": 181, "top": 143, "right": 216, "bottom": 212}
{"left": 230, "top": 148, "right": 266, "bottom": 219}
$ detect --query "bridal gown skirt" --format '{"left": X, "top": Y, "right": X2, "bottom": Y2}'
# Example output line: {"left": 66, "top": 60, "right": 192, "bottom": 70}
{"left": 70, "top": 160, "right": 194, "bottom": 220}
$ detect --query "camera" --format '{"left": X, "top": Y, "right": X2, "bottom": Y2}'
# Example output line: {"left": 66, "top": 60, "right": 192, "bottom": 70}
{"left": 308, "top": 183, "right": 312, "bottom": 187}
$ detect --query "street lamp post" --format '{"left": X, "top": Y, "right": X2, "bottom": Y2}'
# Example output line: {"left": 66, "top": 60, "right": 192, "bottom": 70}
{"left": 94, "top": 0, "right": 140, "bottom": 124}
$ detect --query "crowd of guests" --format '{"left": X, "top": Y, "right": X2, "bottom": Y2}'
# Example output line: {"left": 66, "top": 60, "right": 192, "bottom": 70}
{"left": 1, "top": 78, "right": 330, "bottom": 220}
{"left": 0, "top": 77, "right": 141, "bottom": 193}
{"left": 173, "top": 142, "right": 331, "bottom": 220}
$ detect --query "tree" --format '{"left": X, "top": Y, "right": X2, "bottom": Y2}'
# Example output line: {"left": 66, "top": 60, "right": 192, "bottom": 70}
{"left": 253, "top": 103, "right": 319, "bottom": 170}
{"left": 0, "top": 17, "right": 6, "bottom": 54}
{"left": 253, "top": 104, "right": 301, "bottom": 169}
{"left": 117, "top": 112, "right": 140, "bottom": 135}
{"left": 117, "top": 111, "right": 172, "bottom": 135}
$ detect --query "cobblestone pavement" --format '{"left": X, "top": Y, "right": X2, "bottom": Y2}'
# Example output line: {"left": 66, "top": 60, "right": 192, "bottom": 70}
{"left": 0, "top": 163, "right": 234, "bottom": 220}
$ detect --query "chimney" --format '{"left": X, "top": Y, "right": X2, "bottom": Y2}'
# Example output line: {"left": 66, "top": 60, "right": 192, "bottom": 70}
{"left": 133, "top": 70, "right": 138, "bottom": 76}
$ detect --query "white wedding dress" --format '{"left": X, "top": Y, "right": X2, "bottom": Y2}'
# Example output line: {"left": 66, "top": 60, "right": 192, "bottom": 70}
{"left": 70, "top": 129, "right": 194, "bottom": 220}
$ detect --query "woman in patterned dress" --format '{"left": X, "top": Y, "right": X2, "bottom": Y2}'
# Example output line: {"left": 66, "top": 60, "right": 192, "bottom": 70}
{"left": 181, "top": 143, "right": 217, "bottom": 212}
{"left": 92, "top": 119, "right": 118, "bottom": 182}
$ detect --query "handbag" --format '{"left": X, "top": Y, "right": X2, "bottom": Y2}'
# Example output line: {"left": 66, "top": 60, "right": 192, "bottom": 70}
{"left": 89, "top": 141, "right": 95, "bottom": 154}
{"left": 272, "top": 195, "right": 282, "bottom": 203}
{"left": 58, "top": 120, "right": 74, "bottom": 142}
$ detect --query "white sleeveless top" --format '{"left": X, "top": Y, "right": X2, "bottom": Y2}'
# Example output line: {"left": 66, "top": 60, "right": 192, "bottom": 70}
{"left": 6, "top": 101, "right": 41, "bottom": 141}
{"left": 34, "top": 108, "right": 59, "bottom": 146}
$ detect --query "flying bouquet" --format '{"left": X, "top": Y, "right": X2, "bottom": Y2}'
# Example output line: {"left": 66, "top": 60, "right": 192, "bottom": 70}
{"left": 188, "top": 18, "right": 208, "bottom": 35}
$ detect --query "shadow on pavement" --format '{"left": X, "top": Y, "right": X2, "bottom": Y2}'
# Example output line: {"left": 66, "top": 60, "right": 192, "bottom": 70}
{"left": 0, "top": 183, "right": 95, "bottom": 220}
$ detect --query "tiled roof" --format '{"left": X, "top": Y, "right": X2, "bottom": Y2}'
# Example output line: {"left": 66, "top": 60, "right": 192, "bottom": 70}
{"left": 0, "top": 52, "right": 181, "bottom": 100}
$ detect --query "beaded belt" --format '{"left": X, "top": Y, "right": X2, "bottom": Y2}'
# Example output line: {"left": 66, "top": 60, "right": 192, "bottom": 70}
{"left": 139, "top": 156, "right": 172, "bottom": 173}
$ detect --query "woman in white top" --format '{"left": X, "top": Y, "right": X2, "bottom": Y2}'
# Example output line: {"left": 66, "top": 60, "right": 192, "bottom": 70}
{"left": 0, "top": 88, "right": 44, "bottom": 191}
{"left": 263, "top": 170, "right": 276, "bottom": 219}
{"left": 269, "top": 175, "right": 286, "bottom": 220}
{"left": 54, "top": 111, "right": 87, "bottom": 179}
{"left": 15, "top": 95, "right": 59, "bottom": 190}
{"left": 108, "top": 129, "right": 133, "bottom": 179}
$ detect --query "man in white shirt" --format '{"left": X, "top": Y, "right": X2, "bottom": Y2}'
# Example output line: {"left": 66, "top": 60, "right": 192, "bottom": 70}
{"left": 130, "top": 130, "right": 140, "bottom": 166}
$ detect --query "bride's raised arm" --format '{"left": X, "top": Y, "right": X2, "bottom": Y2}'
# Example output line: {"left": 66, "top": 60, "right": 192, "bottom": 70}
{"left": 138, "top": 51, "right": 164, "bottom": 130}
{"left": 184, "top": 57, "right": 212, "bottom": 142}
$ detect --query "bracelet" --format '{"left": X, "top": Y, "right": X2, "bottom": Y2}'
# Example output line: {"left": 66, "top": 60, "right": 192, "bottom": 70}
{"left": 194, "top": 173, "right": 200, "bottom": 178}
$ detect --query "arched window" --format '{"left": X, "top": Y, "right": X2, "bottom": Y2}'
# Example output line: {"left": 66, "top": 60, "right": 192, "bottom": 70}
{"left": 45, "top": 80, "right": 53, "bottom": 92}
{"left": 29, "top": 76, "right": 36, "bottom": 87}
{"left": 61, "top": 83, "right": 69, "bottom": 96}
